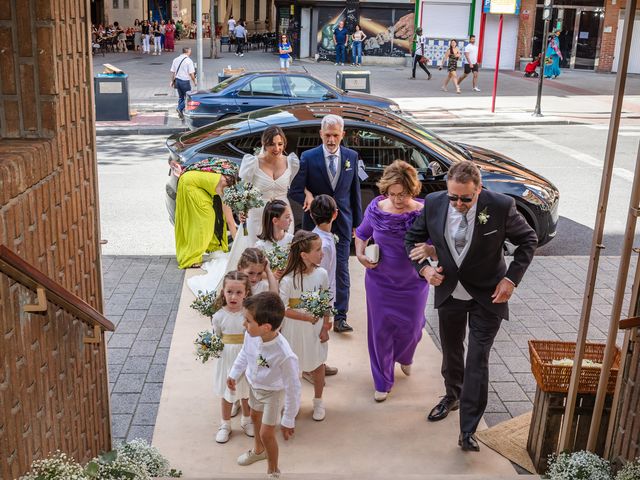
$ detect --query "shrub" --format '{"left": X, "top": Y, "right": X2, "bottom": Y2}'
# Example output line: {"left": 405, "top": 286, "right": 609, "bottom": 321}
{"left": 547, "top": 451, "right": 612, "bottom": 480}
{"left": 615, "top": 457, "right": 640, "bottom": 480}
{"left": 20, "top": 452, "right": 87, "bottom": 480}
{"left": 116, "top": 438, "right": 181, "bottom": 477}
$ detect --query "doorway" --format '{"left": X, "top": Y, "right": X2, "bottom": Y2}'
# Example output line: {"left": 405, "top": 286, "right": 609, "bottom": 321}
{"left": 533, "top": 4, "right": 603, "bottom": 70}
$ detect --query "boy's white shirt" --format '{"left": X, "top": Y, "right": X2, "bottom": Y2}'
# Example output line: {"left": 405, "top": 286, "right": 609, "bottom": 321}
{"left": 312, "top": 227, "right": 337, "bottom": 304}
{"left": 229, "top": 332, "right": 301, "bottom": 428}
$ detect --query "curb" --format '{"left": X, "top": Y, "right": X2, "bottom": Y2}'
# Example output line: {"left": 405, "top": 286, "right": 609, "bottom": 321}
{"left": 96, "top": 118, "right": 584, "bottom": 136}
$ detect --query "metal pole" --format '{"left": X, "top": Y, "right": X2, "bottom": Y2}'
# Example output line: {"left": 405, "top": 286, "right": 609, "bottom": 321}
{"left": 533, "top": 10, "right": 551, "bottom": 116}
{"left": 557, "top": 0, "right": 637, "bottom": 453}
{"left": 588, "top": 140, "right": 640, "bottom": 451}
{"left": 490, "top": 14, "right": 503, "bottom": 114}
{"left": 197, "top": 0, "right": 204, "bottom": 85}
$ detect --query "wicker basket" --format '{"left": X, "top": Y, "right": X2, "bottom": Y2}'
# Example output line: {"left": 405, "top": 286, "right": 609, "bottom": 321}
{"left": 528, "top": 340, "right": 620, "bottom": 394}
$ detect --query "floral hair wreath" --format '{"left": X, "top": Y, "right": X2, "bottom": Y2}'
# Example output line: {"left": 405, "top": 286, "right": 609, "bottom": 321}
{"left": 182, "top": 157, "right": 239, "bottom": 179}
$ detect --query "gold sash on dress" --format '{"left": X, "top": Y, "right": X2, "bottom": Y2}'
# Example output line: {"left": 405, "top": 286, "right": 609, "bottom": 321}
{"left": 288, "top": 298, "right": 301, "bottom": 309}
{"left": 221, "top": 334, "right": 245, "bottom": 344}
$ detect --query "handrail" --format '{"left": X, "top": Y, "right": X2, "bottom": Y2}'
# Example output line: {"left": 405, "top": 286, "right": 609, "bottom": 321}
{"left": 620, "top": 316, "right": 640, "bottom": 330}
{"left": 0, "top": 245, "right": 114, "bottom": 332}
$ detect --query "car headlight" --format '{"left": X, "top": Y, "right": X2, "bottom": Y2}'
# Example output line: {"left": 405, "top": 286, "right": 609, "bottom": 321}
{"left": 523, "top": 184, "right": 556, "bottom": 210}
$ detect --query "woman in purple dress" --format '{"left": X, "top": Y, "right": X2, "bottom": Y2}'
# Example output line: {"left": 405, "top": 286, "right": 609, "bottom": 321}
{"left": 355, "top": 160, "right": 431, "bottom": 402}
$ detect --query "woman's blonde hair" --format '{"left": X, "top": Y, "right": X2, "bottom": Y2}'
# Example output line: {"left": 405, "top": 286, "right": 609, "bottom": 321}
{"left": 376, "top": 160, "right": 422, "bottom": 197}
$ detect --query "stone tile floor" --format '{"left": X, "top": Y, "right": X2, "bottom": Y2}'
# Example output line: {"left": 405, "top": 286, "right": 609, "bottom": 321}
{"left": 103, "top": 255, "right": 184, "bottom": 445}
{"left": 104, "top": 254, "right": 636, "bottom": 444}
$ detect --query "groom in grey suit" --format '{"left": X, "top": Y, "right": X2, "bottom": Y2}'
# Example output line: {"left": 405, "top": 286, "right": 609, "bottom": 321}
{"left": 405, "top": 160, "right": 537, "bottom": 451}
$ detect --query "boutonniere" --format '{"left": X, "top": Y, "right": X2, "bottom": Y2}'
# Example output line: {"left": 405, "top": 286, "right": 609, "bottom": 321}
{"left": 344, "top": 160, "right": 351, "bottom": 170}
{"left": 257, "top": 354, "right": 270, "bottom": 368}
{"left": 333, "top": 234, "right": 339, "bottom": 244}
{"left": 478, "top": 207, "right": 490, "bottom": 225}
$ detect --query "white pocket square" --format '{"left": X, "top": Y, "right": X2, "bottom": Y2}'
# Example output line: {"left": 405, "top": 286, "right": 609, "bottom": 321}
{"left": 483, "top": 229, "right": 498, "bottom": 236}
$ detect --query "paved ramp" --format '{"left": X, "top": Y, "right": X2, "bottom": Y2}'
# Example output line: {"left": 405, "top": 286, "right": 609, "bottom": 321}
{"left": 153, "top": 259, "right": 520, "bottom": 478}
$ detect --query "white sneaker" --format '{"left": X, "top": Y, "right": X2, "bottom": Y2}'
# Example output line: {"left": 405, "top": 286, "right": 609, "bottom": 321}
{"left": 215, "top": 424, "right": 231, "bottom": 443}
{"left": 240, "top": 53, "right": 244, "bottom": 57}
{"left": 241, "top": 421, "right": 255, "bottom": 437}
{"left": 374, "top": 391, "right": 388, "bottom": 402}
{"left": 473, "top": 87, "right": 481, "bottom": 92}
{"left": 267, "top": 470, "right": 281, "bottom": 479}
{"left": 230, "top": 400, "right": 240, "bottom": 417}
{"left": 312, "top": 398, "right": 325, "bottom": 421}
{"left": 237, "top": 449, "right": 267, "bottom": 466}
{"left": 401, "top": 364, "right": 412, "bottom": 376}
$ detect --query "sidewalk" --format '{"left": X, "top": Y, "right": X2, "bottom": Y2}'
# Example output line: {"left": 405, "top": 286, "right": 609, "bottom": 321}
{"left": 94, "top": 39, "right": 640, "bottom": 135}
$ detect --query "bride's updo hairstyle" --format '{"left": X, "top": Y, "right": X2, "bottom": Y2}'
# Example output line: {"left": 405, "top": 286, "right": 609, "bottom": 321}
{"left": 376, "top": 160, "right": 421, "bottom": 198}
{"left": 261, "top": 125, "right": 287, "bottom": 150}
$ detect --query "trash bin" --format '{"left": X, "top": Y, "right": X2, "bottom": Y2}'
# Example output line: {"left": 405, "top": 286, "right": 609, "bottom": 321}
{"left": 94, "top": 72, "right": 130, "bottom": 121}
{"left": 336, "top": 70, "right": 371, "bottom": 93}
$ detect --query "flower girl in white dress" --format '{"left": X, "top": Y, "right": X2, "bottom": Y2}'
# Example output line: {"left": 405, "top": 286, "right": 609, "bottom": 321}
{"left": 236, "top": 248, "right": 279, "bottom": 295}
{"left": 254, "top": 200, "right": 294, "bottom": 254}
{"left": 279, "top": 230, "right": 332, "bottom": 422}
{"left": 212, "top": 271, "right": 254, "bottom": 444}
{"left": 238, "top": 126, "right": 299, "bottom": 245}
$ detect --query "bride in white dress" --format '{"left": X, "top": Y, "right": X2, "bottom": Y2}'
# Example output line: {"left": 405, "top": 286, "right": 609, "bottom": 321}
{"left": 188, "top": 126, "right": 299, "bottom": 296}
{"left": 239, "top": 126, "right": 299, "bottom": 245}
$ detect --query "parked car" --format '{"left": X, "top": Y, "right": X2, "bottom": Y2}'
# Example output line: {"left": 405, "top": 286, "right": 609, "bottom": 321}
{"left": 183, "top": 71, "right": 401, "bottom": 129}
{"left": 166, "top": 103, "right": 559, "bottom": 246}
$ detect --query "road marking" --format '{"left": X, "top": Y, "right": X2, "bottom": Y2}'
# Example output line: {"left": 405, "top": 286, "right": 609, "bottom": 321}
{"left": 508, "top": 128, "right": 634, "bottom": 183}
{"left": 586, "top": 124, "right": 640, "bottom": 131}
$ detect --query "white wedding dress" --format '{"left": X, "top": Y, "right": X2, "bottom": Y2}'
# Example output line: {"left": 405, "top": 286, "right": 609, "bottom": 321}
{"left": 187, "top": 152, "right": 300, "bottom": 297}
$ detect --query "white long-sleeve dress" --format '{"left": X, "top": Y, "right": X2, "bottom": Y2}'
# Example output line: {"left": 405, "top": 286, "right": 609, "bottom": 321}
{"left": 239, "top": 153, "right": 300, "bottom": 245}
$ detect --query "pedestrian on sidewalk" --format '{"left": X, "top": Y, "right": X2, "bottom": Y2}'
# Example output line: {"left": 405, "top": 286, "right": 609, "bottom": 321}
{"left": 235, "top": 20, "right": 246, "bottom": 56}
{"left": 160, "top": 20, "right": 167, "bottom": 51}
{"left": 170, "top": 47, "right": 196, "bottom": 121}
{"left": 165, "top": 19, "right": 175, "bottom": 52}
{"left": 439, "top": 39, "right": 461, "bottom": 94}
{"left": 141, "top": 19, "right": 150, "bottom": 54}
{"left": 544, "top": 31, "right": 562, "bottom": 79}
{"left": 410, "top": 27, "right": 431, "bottom": 80}
{"left": 133, "top": 19, "right": 142, "bottom": 52}
{"left": 333, "top": 20, "right": 348, "bottom": 66}
{"left": 351, "top": 25, "right": 366, "bottom": 66}
{"left": 228, "top": 15, "right": 236, "bottom": 37}
{"left": 457, "top": 35, "right": 480, "bottom": 91}
{"left": 152, "top": 21, "right": 162, "bottom": 55}
{"left": 278, "top": 34, "right": 293, "bottom": 71}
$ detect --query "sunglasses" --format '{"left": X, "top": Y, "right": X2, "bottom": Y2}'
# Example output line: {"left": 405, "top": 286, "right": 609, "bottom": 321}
{"left": 447, "top": 194, "right": 474, "bottom": 203}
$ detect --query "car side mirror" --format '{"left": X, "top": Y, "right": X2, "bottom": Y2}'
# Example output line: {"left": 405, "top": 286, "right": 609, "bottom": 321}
{"left": 322, "top": 92, "right": 337, "bottom": 100}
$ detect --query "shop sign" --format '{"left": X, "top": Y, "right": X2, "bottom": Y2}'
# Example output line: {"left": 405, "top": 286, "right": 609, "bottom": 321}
{"left": 483, "top": 0, "right": 521, "bottom": 15}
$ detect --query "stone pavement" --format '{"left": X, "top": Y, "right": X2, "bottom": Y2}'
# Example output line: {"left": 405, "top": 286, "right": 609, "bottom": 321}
{"left": 104, "top": 253, "right": 636, "bottom": 447}
{"left": 102, "top": 255, "right": 184, "bottom": 445}
{"left": 93, "top": 39, "right": 640, "bottom": 135}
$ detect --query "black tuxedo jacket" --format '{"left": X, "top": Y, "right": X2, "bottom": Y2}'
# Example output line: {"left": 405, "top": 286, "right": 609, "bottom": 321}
{"left": 404, "top": 189, "right": 538, "bottom": 320}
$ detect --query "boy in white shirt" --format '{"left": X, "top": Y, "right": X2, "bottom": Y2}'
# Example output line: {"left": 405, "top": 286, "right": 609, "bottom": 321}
{"left": 305, "top": 194, "right": 340, "bottom": 384}
{"left": 228, "top": 292, "right": 301, "bottom": 479}
{"left": 458, "top": 34, "right": 481, "bottom": 92}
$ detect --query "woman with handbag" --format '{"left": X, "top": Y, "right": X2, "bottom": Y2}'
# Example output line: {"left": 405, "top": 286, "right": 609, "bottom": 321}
{"left": 440, "top": 39, "right": 461, "bottom": 93}
{"left": 355, "top": 160, "right": 432, "bottom": 402}
{"left": 411, "top": 28, "right": 431, "bottom": 80}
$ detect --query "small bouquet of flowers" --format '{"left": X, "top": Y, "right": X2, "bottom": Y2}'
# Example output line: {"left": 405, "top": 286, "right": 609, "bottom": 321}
{"left": 299, "top": 287, "right": 336, "bottom": 319}
{"left": 265, "top": 243, "right": 290, "bottom": 272}
{"left": 222, "top": 182, "right": 265, "bottom": 235}
{"left": 190, "top": 290, "right": 219, "bottom": 318}
{"left": 194, "top": 330, "right": 224, "bottom": 363}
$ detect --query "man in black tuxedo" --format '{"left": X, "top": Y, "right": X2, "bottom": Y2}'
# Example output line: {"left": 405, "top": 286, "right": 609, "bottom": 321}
{"left": 404, "top": 160, "right": 537, "bottom": 451}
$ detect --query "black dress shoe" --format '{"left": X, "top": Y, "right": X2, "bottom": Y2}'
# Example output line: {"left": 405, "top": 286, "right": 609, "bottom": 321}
{"left": 427, "top": 397, "right": 460, "bottom": 421}
{"left": 333, "top": 320, "right": 353, "bottom": 333}
{"left": 458, "top": 432, "right": 480, "bottom": 452}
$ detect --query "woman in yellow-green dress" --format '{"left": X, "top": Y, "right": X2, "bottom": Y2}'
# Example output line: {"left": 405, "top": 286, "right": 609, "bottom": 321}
{"left": 175, "top": 158, "right": 239, "bottom": 269}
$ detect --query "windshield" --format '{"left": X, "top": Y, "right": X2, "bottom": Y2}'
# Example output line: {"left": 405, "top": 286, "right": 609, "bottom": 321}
{"left": 209, "top": 75, "right": 245, "bottom": 93}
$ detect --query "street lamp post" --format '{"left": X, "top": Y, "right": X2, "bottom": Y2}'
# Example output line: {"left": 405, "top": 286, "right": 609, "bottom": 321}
{"left": 533, "top": 0, "right": 553, "bottom": 117}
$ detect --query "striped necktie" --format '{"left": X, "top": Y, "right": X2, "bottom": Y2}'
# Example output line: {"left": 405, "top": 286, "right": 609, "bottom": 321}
{"left": 328, "top": 154, "right": 337, "bottom": 179}
{"left": 454, "top": 213, "right": 468, "bottom": 254}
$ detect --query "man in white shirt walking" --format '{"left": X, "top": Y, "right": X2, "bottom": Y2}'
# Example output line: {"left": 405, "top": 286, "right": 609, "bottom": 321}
{"left": 458, "top": 35, "right": 481, "bottom": 91}
{"left": 234, "top": 20, "right": 246, "bottom": 56}
{"left": 169, "top": 47, "right": 196, "bottom": 120}
{"left": 410, "top": 27, "right": 432, "bottom": 80}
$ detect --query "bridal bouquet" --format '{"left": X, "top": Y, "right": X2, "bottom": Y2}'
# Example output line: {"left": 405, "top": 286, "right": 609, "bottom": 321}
{"left": 194, "top": 330, "right": 224, "bottom": 363}
{"left": 265, "top": 243, "right": 290, "bottom": 272}
{"left": 222, "top": 182, "right": 265, "bottom": 235}
{"left": 299, "top": 287, "right": 336, "bottom": 319}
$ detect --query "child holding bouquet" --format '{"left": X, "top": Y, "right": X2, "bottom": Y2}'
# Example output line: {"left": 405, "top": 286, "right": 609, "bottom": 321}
{"left": 255, "top": 200, "right": 294, "bottom": 253}
{"left": 279, "top": 230, "right": 332, "bottom": 421}
{"left": 237, "top": 248, "right": 279, "bottom": 295}
{"left": 212, "top": 271, "right": 254, "bottom": 443}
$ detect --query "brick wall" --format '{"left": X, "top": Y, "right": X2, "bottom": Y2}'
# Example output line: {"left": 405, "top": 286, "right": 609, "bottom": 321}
{"left": 0, "top": 0, "right": 109, "bottom": 477}
{"left": 599, "top": 0, "right": 623, "bottom": 72}
{"left": 516, "top": 0, "right": 537, "bottom": 66}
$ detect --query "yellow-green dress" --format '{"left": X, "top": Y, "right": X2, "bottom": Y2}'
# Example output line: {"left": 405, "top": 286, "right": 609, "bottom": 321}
{"left": 175, "top": 170, "right": 228, "bottom": 269}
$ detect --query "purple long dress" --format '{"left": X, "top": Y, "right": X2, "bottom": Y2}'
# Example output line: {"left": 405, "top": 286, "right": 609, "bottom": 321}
{"left": 355, "top": 196, "right": 429, "bottom": 393}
